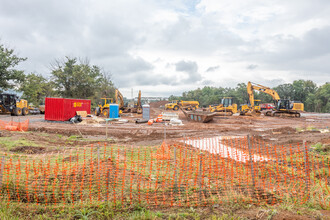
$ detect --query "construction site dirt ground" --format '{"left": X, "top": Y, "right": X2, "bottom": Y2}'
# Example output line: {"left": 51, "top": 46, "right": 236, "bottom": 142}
{"left": 0, "top": 107, "right": 330, "bottom": 219}
{"left": 0, "top": 107, "right": 329, "bottom": 150}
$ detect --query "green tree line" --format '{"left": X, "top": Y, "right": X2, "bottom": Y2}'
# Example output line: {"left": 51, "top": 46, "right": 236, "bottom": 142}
{"left": 169, "top": 81, "right": 329, "bottom": 113}
{"left": 0, "top": 43, "right": 115, "bottom": 107}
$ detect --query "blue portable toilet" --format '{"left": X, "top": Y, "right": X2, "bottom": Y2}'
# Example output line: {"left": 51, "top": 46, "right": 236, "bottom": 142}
{"left": 142, "top": 104, "right": 150, "bottom": 120}
{"left": 109, "top": 104, "right": 119, "bottom": 118}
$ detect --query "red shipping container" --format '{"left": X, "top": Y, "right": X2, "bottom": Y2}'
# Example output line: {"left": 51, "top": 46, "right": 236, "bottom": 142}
{"left": 45, "top": 97, "right": 91, "bottom": 121}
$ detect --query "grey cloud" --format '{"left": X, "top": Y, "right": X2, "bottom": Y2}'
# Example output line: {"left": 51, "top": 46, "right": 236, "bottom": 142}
{"left": 175, "top": 60, "right": 197, "bottom": 72}
{"left": 241, "top": 26, "right": 330, "bottom": 75}
{"left": 114, "top": 70, "right": 181, "bottom": 88}
{"left": 215, "top": 77, "right": 286, "bottom": 89}
{"left": 1, "top": 0, "right": 329, "bottom": 94}
{"left": 247, "top": 64, "right": 258, "bottom": 70}
{"left": 260, "top": 79, "right": 286, "bottom": 87}
{"left": 206, "top": 65, "right": 220, "bottom": 72}
{"left": 175, "top": 60, "right": 202, "bottom": 82}
{"left": 158, "top": 16, "right": 244, "bottom": 55}
{"left": 201, "top": 80, "right": 213, "bottom": 85}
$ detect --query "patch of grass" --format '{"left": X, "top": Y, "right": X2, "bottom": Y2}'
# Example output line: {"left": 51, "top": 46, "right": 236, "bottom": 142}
{"left": 37, "top": 132, "right": 50, "bottom": 137}
{"left": 267, "top": 209, "right": 278, "bottom": 220}
{"left": 0, "top": 137, "right": 40, "bottom": 150}
{"left": 74, "top": 208, "right": 99, "bottom": 220}
{"left": 311, "top": 142, "right": 330, "bottom": 155}
{"left": 306, "top": 126, "right": 318, "bottom": 131}
{"left": 67, "top": 135, "right": 82, "bottom": 141}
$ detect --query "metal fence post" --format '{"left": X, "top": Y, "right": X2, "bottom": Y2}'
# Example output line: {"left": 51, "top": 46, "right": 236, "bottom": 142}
{"left": 199, "top": 152, "right": 203, "bottom": 199}
{"left": 106, "top": 158, "right": 111, "bottom": 201}
{"left": 164, "top": 123, "right": 167, "bottom": 144}
{"left": 97, "top": 145, "right": 100, "bottom": 172}
{"left": 0, "top": 156, "right": 5, "bottom": 188}
{"left": 303, "top": 140, "right": 310, "bottom": 200}
{"left": 174, "top": 146, "right": 177, "bottom": 190}
{"left": 247, "top": 135, "right": 256, "bottom": 191}
{"left": 106, "top": 120, "right": 108, "bottom": 139}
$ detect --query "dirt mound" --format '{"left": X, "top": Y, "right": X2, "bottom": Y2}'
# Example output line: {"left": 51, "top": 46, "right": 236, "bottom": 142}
{"left": 10, "top": 146, "right": 46, "bottom": 154}
{"left": 272, "top": 127, "right": 296, "bottom": 134}
{"left": 149, "top": 100, "right": 168, "bottom": 108}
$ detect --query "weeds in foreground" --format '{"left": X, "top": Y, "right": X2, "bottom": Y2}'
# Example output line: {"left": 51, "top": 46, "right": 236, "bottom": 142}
{"left": 73, "top": 208, "right": 99, "bottom": 220}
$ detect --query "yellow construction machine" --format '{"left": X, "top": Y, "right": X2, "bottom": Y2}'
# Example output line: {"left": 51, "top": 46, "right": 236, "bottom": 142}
{"left": 208, "top": 97, "right": 238, "bottom": 116}
{"left": 0, "top": 93, "right": 30, "bottom": 116}
{"left": 239, "top": 100, "right": 261, "bottom": 116}
{"left": 95, "top": 98, "right": 114, "bottom": 117}
{"left": 165, "top": 100, "right": 199, "bottom": 111}
{"left": 241, "top": 82, "right": 304, "bottom": 117}
{"left": 115, "top": 89, "right": 142, "bottom": 114}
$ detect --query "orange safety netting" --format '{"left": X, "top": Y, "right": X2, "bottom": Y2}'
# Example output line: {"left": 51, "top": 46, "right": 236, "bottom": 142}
{"left": 0, "top": 137, "right": 329, "bottom": 209}
{"left": 0, "top": 119, "right": 29, "bottom": 131}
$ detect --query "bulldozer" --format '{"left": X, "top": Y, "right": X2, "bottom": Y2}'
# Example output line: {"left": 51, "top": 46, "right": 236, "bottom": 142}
{"left": 115, "top": 89, "right": 142, "bottom": 114}
{"left": 240, "top": 82, "right": 304, "bottom": 117}
{"left": 208, "top": 97, "right": 238, "bottom": 116}
{"left": 239, "top": 100, "right": 261, "bottom": 116}
{"left": 165, "top": 100, "right": 199, "bottom": 111}
{"left": 94, "top": 98, "right": 114, "bottom": 117}
{"left": 0, "top": 93, "right": 30, "bottom": 116}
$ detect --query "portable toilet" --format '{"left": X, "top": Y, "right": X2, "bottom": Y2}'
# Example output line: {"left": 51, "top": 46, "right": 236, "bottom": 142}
{"left": 109, "top": 104, "right": 119, "bottom": 118}
{"left": 142, "top": 104, "right": 150, "bottom": 120}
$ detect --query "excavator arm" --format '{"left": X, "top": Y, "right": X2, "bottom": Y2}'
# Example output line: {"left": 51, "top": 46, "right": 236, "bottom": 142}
{"left": 115, "top": 89, "right": 125, "bottom": 109}
{"left": 247, "top": 82, "right": 281, "bottom": 110}
{"left": 247, "top": 82, "right": 255, "bottom": 110}
{"left": 242, "top": 81, "right": 280, "bottom": 115}
{"left": 248, "top": 82, "right": 281, "bottom": 101}
{"left": 136, "top": 90, "right": 142, "bottom": 114}
{"left": 137, "top": 90, "right": 141, "bottom": 108}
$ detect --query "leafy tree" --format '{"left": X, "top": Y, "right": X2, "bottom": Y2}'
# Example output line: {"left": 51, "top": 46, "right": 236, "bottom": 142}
{"left": 169, "top": 95, "right": 180, "bottom": 101}
{"left": 19, "top": 73, "right": 55, "bottom": 106}
{"left": 94, "top": 73, "right": 115, "bottom": 98}
{"left": 234, "top": 83, "right": 248, "bottom": 105}
{"left": 51, "top": 57, "right": 108, "bottom": 99}
{"left": 292, "top": 79, "right": 317, "bottom": 103}
{"left": 92, "top": 73, "right": 116, "bottom": 107}
{"left": 314, "top": 83, "right": 330, "bottom": 113}
{"left": 273, "top": 83, "right": 294, "bottom": 99}
{"left": 0, "top": 43, "right": 27, "bottom": 91}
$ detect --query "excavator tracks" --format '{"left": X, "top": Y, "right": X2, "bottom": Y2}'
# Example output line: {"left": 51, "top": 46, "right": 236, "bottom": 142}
{"left": 265, "top": 111, "right": 301, "bottom": 118}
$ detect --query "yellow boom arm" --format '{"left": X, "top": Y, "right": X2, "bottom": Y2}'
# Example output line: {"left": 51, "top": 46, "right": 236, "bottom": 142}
{"left": 247, "top": 81, "right": 281, "bottom": 109}
{"left": 115, "top": 89, "right": 125, "bottom": 109}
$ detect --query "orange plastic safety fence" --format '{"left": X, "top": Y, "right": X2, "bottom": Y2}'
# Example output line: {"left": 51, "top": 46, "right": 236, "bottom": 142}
{"left": 0, "top": 137, "right": 329, "bottom": 209}
{"left": 0, "top": 119, "right": 29, "bottom": 131}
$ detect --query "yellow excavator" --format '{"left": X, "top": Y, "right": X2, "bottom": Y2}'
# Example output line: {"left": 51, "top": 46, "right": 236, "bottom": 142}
{"left": 208, "top": 97, "right": 238, "bottom": 116}
{"left": 115, "top": 89, "right": 142, "bottom": 114}
{"left": 241, "top": 82, "right": 304, "bottom": 117}
{"left": 95, "top": 98, "right": 114, "bottom": 117}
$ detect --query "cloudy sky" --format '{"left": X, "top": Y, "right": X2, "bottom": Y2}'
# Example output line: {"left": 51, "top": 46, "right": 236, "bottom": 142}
{"left": 1, "top": 0, "right": 329, "bottom": 97}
